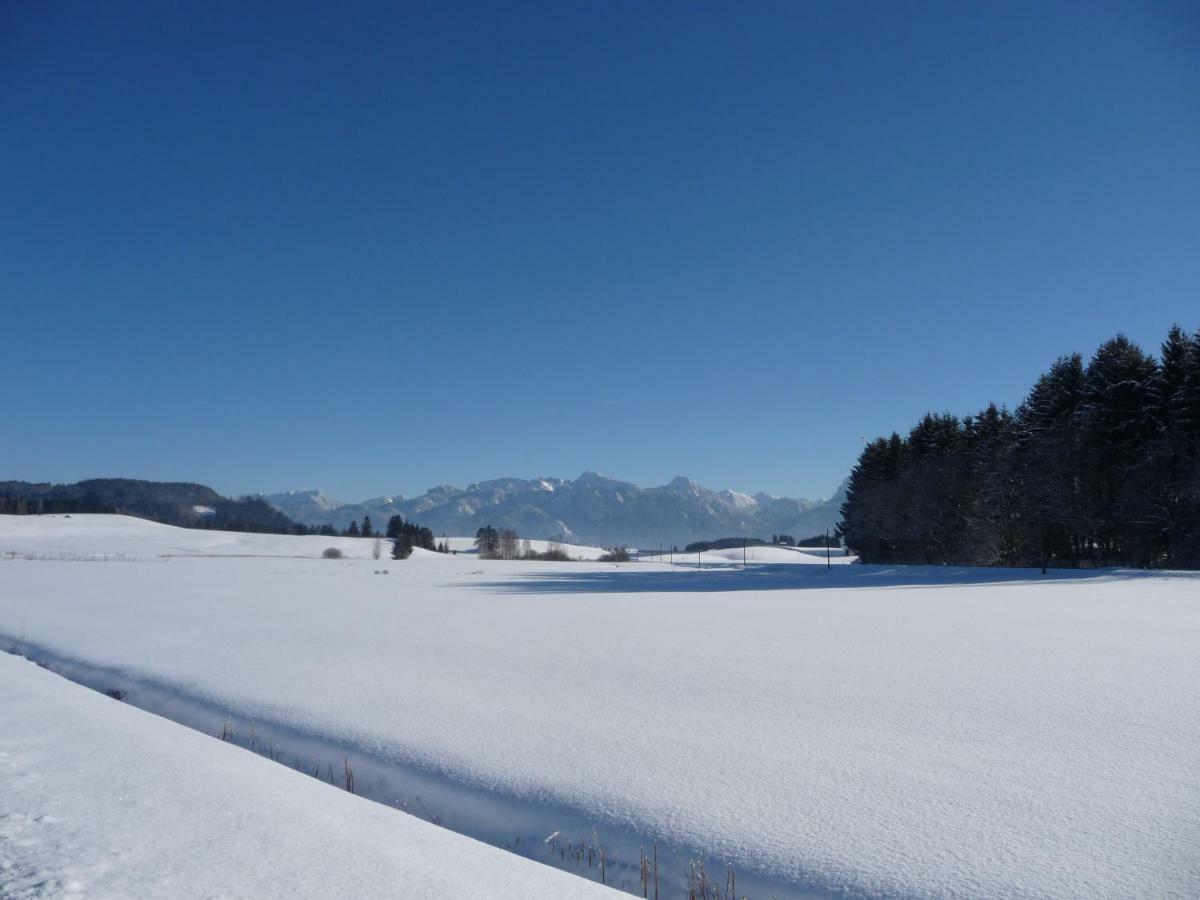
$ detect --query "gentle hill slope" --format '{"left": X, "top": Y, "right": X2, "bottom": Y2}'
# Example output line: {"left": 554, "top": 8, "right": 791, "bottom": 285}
{"left": 0, "top": 515, "right": 611, "bottom": 562}
{"left": 0, "top": 514, "right": 398, "bottom": 560}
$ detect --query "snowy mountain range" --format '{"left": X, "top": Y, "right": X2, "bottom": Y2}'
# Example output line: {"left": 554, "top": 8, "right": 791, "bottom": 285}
{"left": 265, "top": 473, "right": 847, "bottom": 547}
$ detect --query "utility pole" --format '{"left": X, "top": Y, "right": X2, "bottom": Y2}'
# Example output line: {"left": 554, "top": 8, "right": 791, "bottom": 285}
{"left": 826, "top": 529, "right": 831, "bottom": 571}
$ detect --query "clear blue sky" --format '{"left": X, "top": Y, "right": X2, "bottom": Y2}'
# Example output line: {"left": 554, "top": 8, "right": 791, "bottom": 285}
{"left": 3, "top": 1, "right": 1198, "bottom": 503}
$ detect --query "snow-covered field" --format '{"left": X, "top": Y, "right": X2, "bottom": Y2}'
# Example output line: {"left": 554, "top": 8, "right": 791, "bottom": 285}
{"left": 638, "top": 545, "right": 853, "bottom": 566}
{"left": 702, "top": 544, "right": 853, "bottom": 564}
{"left": 0, "top": 652, "right": 617, "bottom": 899}
{"left": 2, "top": 515, "right": 1198, "bottom": 898}
{"left": 0, "top": 513, "right": 611, "bottom": 561}
{"left": 0, "top": 512, "right": 397, "bottom": 560}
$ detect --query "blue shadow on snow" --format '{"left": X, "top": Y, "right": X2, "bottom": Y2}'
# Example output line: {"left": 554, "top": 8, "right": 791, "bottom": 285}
{"left": 471, "top": 563, "right": 1174, "bottom": 595}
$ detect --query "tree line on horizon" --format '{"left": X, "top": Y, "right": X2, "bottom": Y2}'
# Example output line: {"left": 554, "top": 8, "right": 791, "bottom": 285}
{"left": 0, "top": 479, "right": 302, "bottom": 535}
{"left": 683, "top": 533, "right": 837, "bottom": 553}
{"left": 0, "top": 481, "right": 452, "bottom": 556}
{"left": 840, "top": 325, "right": 1200, "bottom": 569}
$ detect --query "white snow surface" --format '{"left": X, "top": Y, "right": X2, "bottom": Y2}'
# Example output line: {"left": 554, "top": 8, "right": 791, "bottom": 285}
{"left": 0, "top": 513, "right": 406, "bottom": 559}
{"left": 0, "top": 652, "right": 618, "bottom": 899}
{"left": 704, "top": 545, "right": 855, "bottom": 564}
{"left": 2, "top": 515, "right": 1198, "bottom": 898}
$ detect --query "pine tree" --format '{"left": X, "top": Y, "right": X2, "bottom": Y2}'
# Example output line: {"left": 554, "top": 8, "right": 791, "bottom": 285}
{"left": 1076, "top": 336, "right": 1160, "bottom": 564}
{"left": 1164, "top": 326, "right": 1200, "bottom": 564}
{"left": 1156, "top": 325, "right": 1191, "bottom": 425}
{"left": 1013, "top": 353, "right": 1085, "bottom": 566}
{"left": 1173, "top": 326, "right": 1200, "bottom": 441}
{"left": 474, "top": 526, "right": 499, "bottom": 558}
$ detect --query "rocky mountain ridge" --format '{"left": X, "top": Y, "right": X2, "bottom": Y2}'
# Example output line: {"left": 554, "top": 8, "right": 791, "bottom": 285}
{"left": 266, "top": 473, "right": 846, "bottom": 548}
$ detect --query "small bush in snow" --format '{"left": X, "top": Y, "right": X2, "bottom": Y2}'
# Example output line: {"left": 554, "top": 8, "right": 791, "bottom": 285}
{"left": 321, "top": 547, "right": 343, "bottom": 559}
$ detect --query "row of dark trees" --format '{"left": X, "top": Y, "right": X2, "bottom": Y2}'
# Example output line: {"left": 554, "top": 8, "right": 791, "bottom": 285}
{"left": 0, "top": 495, "right": 117, "bottom": 516}
{"left": 685, "top": 537, "right": 765, "bottom": 553}
{"left": 771, "top": 533, "right": 838, "bottom": 547}
{"left": 344, "top": 517, "right": 374, "bottom": 537}
{"left": 840, "top": 325, "right": 1200, "bottom": 569}
{"left": 387, "top": 515, "right": 439, "bottom": 559}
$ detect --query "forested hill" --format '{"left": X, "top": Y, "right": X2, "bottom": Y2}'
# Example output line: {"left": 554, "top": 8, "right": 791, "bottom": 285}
{"left": 0, "top": 479, "right": 300, "bottom": 534}
{"left": 840, "top": 325, "right": 1200, "bottom": 569}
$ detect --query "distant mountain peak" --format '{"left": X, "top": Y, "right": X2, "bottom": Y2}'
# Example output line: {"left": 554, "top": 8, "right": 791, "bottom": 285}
{"left": 361, "top": 495, "right": 404, "bottom": 507}
{"left": 267, "top": 489, "right": 345, "bottom": 511}
{"left": 574, "top": 471, "right": 609, "bottom": 484}
{"left": 265, "top": 474, "right": 847, "bottom": 547}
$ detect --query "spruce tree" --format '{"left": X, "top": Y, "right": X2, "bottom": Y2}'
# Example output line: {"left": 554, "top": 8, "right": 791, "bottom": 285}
{"left": 474, "top": 526, "right": 499, "bottom": 558}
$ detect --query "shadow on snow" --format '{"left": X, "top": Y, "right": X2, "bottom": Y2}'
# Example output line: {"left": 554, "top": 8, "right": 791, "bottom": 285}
{"left": 471, "top": 563, "right": 1178, "bottom": 595}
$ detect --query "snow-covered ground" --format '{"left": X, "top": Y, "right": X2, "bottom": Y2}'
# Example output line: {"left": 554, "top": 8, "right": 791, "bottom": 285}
{"left": 0, "top": 513, "right": 399, "bottom": 560}
{"left": 0, "top": 514, "right": 837, "bottom": 565}
{"left": 0, "top": 513, "right": 611, "bottom": 561}
{"left": 0, "top": 652, "right": 618, "bottom": 899}
{"left": 2, "top": 515, "right": 1198, "bottom": 898}
{"left": 636, "top": 545, "right": 854, "bottom": 566}
{"left": 701, "top": 544, "right": 853, "bottom": 564}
